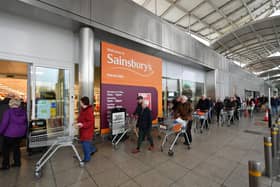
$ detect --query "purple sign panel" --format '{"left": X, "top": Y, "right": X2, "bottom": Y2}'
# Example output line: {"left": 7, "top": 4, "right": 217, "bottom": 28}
{"left": 101, "top": 84, "right": 158, "bottom": 130}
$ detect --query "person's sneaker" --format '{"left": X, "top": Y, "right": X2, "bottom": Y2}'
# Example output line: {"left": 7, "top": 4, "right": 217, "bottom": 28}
{"left": 183, "top": 142, "right": 190, "bottom": 146}
{"left": 148, "top": 145, "right": 154, "bottom": 151}
{"left": 132, "top": 149, "right": 140, "bottom": 154}
{"left": 82, "top": 160, "right": 90, "bottom": 163}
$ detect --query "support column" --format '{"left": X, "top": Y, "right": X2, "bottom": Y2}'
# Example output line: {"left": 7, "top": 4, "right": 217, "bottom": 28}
{"left": 79, "top": 27, "right": 94, "bottom": 104}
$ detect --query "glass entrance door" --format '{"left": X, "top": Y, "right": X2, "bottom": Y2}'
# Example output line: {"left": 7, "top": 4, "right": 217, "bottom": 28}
{"left": 31, "top": 66, "right": 71, "bottom": 134}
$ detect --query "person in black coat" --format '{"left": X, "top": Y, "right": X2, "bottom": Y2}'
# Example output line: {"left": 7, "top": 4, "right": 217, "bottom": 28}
{"left": 132, "top": 101, "right": 154, "bottom": 153}
{"left": 196, "top": 95, "right": 210, "bottom": 129}
{"left": 133, "top": 96, "right": 144, "bottom": 128}
{"left": 196, "top": 95, "right": 210, "bottom": 111}
{"left": 214, "top": 98, "right": 224, "bottom": 122}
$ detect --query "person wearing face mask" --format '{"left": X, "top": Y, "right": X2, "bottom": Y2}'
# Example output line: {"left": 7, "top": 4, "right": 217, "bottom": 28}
{"left": 75, "top": 96, "right": 96, "bottom": 163}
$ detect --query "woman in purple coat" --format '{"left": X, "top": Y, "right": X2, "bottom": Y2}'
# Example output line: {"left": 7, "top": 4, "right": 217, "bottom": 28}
{"left": 0, "top": 98, "right": 27, "bottom": 170}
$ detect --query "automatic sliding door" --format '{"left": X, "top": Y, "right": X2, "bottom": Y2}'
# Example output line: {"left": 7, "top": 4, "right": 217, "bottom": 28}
{"left": 32, "top": 67, "right": 70, "bottom": 134}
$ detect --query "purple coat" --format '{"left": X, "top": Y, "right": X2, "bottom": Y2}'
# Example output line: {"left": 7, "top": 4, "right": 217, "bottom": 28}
{"left": 0, "top": 108, "right": 27, "bottom": 138}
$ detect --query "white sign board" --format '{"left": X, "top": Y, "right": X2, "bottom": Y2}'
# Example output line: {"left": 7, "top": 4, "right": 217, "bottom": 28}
{"left": 112, "top": 112, "right": 125, "bottom": 135}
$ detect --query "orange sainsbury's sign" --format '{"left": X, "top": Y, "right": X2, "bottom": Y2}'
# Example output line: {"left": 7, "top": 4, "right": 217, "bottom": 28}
{"left": 101, "top": 42, "right": 162, "bottom": 87}
{"left": 101, "top": 42, "right": 162, "bottom": 133}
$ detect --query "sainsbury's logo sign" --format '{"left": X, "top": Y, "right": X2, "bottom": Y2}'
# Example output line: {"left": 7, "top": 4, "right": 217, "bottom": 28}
{"left": 106, "top": 47, "right": 154, "bottom": 77}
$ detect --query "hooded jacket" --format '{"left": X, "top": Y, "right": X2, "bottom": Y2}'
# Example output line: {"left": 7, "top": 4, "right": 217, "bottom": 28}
{"left": 0, "top": 108, "right": 27, "bottom": 138}
{"left": 78, "top": 105, "right": 94, "bottom": 141}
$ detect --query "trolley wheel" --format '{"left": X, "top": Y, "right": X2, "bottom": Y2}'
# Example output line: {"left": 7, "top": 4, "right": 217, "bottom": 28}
{"left": 79, "top": 162, "right": 84, "bottom": 167}
{"left": 34, "top": 171, "right": 42, "bottom": 178}
{"left": 187, "top": 145, "right": 191, "bottom": 150}
{"left": 168, "top": 150, "right": 174, "bottom": 156}
{"left": 113, "top": 144, "right": 118, "bottom": 150}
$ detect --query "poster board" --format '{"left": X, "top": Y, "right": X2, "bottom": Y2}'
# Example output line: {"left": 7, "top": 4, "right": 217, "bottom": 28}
{"left": 101, "top": 42, "right": 162, "bottom": 134}
{"left": 111, "top": 108, "right": 126, "bottom": 135}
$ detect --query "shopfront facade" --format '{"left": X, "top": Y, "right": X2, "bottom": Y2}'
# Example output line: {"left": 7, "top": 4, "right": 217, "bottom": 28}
{"left": 0, "top": 0, "right": 268, "bottom": 136}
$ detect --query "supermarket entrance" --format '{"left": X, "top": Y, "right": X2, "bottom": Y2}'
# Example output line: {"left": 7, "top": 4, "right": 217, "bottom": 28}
{"left": 0, "top": 60, "right": 29, "bottom": 149}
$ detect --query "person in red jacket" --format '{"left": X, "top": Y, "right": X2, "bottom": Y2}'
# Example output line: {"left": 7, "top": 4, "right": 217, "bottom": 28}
{"left": 75, "top": 96, "right": 96, "bottom": 162}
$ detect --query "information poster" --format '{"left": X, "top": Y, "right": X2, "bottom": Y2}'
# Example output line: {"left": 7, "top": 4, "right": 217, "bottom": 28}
{"left": 111, "top": 111, "right": 126, "bottom": 135}
{"left": 138, "top": 93, "right": 152, "bottom": 110}
{"left": 37, "top": 100, "right": 51, "bottom": 119}
{"left": 101, "top": 42, "right": 162, "bottom": 134}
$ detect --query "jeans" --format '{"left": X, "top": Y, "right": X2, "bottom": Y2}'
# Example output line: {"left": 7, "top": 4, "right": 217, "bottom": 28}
{"left": 81, "top": 141, "right": 96, "bottom": 161}
{"left": 272, "top": 106, "right": 278, "bottom": 117}
{"left": 137, "top": 128, "right": 153, "bottom": 150}
{"left": 2, "top": 136, "right": 21, "bottom": 167}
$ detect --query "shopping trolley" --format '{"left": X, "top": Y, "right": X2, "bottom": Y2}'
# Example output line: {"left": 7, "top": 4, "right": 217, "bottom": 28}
{"left": 218, "top": 109, "right": 226, "bottom": 126}
{"left": 33, "top": 125, "right": 83, "bottom": 178}
{"left": 111, "top": 116, "right": 138, "bottom": 149}
{"left": 193, "top": 111, "right": 209, "bottom": 133}
{"left": 160, "top": 119, "right": 191, "bottom": 156}
{"left": 223, "top": 109, "right": 234, "bottom": 126}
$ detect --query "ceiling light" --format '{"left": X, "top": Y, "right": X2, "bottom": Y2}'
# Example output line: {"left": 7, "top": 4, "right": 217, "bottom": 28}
{"left": 268, "top": 51, "right": 280, "bottom": 57}
{"left": 270, "top": 10, "right": 280, "bottom": 17}
{"left": 186, "top": 33, "right": 210, "bottom": 46}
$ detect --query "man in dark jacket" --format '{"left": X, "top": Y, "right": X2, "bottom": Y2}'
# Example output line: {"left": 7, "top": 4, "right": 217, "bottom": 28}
{"left": 132, "top": 100, "right": 154, "bottom": 153}
{"left": 196, "top": 95, "right": 210, "bottom": 129}
{"left": 196, "top": 95, "right": 210, "bottom": 111}
{"left": 133, "top": 96, "right": 143, "bottom": 128}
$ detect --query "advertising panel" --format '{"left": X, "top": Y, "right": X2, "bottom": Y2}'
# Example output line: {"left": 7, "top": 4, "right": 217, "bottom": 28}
{"left": 101, "top": 42, "right": 162, "bottom": 134}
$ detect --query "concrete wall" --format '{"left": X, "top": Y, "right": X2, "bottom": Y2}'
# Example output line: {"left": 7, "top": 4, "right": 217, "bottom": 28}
{"left": 162, "top": 60, "right": 205, "bottom": 83}
{"left": 0, "top": 10, "right": 77, "bottom": 67}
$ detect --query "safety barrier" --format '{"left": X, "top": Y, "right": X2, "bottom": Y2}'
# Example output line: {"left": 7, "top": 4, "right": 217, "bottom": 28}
{"left": 264, "top": 136, "right": 273, "bottom": 177}
{"left": 248, "top": 160, "right": 262, "bottom": 187}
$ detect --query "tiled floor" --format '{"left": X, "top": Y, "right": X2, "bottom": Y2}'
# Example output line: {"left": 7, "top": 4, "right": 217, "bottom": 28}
{"left": 1, "top": 114, "right": 280, "bottom": 187}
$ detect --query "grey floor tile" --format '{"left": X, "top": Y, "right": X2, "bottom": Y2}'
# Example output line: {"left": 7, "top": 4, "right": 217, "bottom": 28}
{"left": 171, "top": 171, "right": 221, "bottom": 187}
{"left": 115, "top": 157, "right": 151, "bottom": 178}
{"left": 154, "top": 161, "right": 189, "bottom": 181}
{"left": 66, "top": 178, "right": 97, "bottom": 187}
{"left": 85, "top": 157, "right": 116, "bottom": 175}
{"left": 93, "top": 167, "right": 129, "bottom": 187}
{"left": 134, "top": 169, "right": 173, "bottom": 187}
{"left": 54, "top": 167, "right": 89, "bottom": 187}
{"left": 119, "top": 179, "right": 140, "bottom": 187}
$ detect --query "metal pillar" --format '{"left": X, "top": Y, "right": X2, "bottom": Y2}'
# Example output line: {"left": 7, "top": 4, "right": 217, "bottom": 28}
{"left": 271, "top": 127, "right": 278, "bottom": 158}
{"left": 248, "top": 160, "right": 261, "bottom": 187}
{"left": 79, "top": 27, "right": 94, "bottom": 104}
{"left": 264, "top": 136, "right": 273, "bottom": 177}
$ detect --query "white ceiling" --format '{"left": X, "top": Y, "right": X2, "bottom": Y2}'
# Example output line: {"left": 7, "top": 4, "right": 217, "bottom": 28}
{"left": 132, "top": 0, "right": 280, "bottom": 43}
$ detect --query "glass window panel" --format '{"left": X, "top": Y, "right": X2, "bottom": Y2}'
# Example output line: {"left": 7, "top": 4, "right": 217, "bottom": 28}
{"left": 35, "top": 67, "right": 70, "bottom": 132}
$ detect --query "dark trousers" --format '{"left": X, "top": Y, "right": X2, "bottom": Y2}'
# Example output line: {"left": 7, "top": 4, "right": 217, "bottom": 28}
{"left": 234, "top": 109, "right": 239, "bottom": 120}
{"left": 0, "top": 136, "right": 3, "bottom": 154}
{"left": 200, "top": 119, "right": 208, "bottom": 129}
{"left": 216, "top": 110, "right": 221, "bottom": 121}
{"left": 2, "top": 136, "right": 21, "bottom": 167}
{"left": 183, "top": 120, "right": 192, "bottom": 143}
{"left": 137, "top": 128, "right": 153, "bottom": 150}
